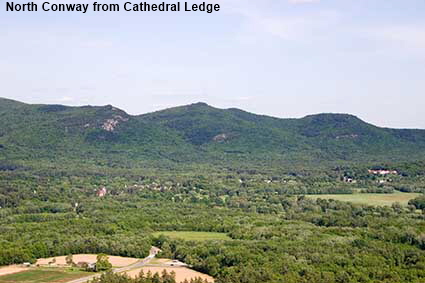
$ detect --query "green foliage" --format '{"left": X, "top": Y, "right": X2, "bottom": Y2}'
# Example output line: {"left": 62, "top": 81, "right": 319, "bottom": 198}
{"left": 307, "top": 192, "right": 421, "bottom": 206}
{"left": 2, "top": 98, "right": 425, "bottom": 171}
{"left": 0, "top": 269, "right": 91, "bottom": 283}
{"left": 1, "top": 98, "right": 425, "bottom": 283}
{"left": 88, "top": 270, "right": 209, "bottom": 283}
{"left": 95, "top": 254, "right": 112, "bottom": 272}
{"left": 66, "top": 254, "right": 74, "bottom": 266}
{"left": 152, "top": 232, "right": 231, "bottom": 242}
{"left": 409, "top": 196, "right": 425, "bottom": 210}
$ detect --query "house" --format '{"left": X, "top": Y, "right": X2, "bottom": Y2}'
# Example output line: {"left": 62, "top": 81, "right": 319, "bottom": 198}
{"left": 86, "top": 263, "right": 96, "bottom": 271}
{"left": 76, "top": 262, "right": 89, "bottom": 269}
{"left": 166, "top": 259, "right": 188, "bottom": 267}
{"left": 96, "top": 187, "right": 107, "bottom": 197}
{"left": 77, "top": 262, "right": 96, "bottom": 271}
{"left": 368, "top": 169, "right": 398, "bottom": 175}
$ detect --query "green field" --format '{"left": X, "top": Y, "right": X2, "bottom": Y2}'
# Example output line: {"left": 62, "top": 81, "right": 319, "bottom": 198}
{"left": 147, "top": 258, "right": 170, "bottom": 264}
{"left": 152, "top": 231, "right": 231, "bottom": 241}
{"left": 306, "top": 192, "right": 422, "bottom": 206}
{"left": 0, "top": 269, "right": 91, "bottom": 283}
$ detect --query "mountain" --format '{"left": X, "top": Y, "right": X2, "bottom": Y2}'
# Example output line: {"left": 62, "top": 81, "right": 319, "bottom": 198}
{"left": 1, "top": 97, "right": 425, "bottom": 170}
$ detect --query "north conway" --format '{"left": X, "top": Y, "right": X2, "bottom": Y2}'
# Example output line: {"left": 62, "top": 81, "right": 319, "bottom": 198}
{"left": 6, "top": 2, "right": 90, "bottom": 13}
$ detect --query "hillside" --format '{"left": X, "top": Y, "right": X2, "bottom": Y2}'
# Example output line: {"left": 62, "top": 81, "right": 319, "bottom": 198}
{"left": 1, "top": 97, "right": 425, "bottom": 170}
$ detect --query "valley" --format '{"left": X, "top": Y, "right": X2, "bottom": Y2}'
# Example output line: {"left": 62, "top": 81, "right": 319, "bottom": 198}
{"left": 0, "top": 98, "right": 424, "bottom": 283}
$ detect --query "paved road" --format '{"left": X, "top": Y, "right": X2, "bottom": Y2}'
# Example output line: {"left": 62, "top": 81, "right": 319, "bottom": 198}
{"left": 66, "top": 254, "right": 155, "bottom": 283}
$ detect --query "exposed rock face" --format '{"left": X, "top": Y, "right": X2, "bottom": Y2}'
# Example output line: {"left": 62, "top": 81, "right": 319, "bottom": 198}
{"left": 336, "top": 134, "right": 359, "bottom": 140}
{"left": 213, "top": 133, "right": 229, "bottom": 142}
{"left": 101, "top": 115, "right": 129, "bottom": 132}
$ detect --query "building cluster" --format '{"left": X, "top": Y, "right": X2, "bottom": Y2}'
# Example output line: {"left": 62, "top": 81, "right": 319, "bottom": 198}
{"left": 368, "top": 169, "right": 398, "bottom": 175}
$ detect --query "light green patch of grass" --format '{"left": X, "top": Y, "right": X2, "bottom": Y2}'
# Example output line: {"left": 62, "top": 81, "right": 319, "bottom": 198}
{"left": 306, "top": 192, "right": 421, "bottom": 206}
{"left": 152, "top": 231, "right": 231, "bottom": 241}
{"left": 0, "top": 268, "right": 91, "bottom": 283}
{"left": 148, "top": 258, "right": 170, "bottom": 265}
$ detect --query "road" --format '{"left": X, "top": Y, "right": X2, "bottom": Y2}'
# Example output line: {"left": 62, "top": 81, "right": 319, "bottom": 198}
{"left": 66, "top": 254, "right": 155, "bottom": 283}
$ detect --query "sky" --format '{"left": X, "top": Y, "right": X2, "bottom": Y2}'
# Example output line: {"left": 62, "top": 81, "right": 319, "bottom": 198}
{"left": 1, "top": 0, "right": 425, "bottom": 128}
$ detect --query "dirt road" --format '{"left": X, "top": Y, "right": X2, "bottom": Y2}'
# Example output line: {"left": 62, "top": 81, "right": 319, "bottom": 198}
{"left": 66, "top": 253, "right": 155, "bottom": 283}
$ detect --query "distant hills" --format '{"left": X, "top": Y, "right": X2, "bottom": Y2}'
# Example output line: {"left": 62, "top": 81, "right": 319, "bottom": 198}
{"left": 1, "top": 97, "right": 425, "bottom": 170}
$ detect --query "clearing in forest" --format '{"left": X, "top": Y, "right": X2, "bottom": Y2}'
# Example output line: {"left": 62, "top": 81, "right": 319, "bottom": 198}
{"left": 306, "top": 192, "right": 422, "bottom": 206}
{"left": 36, "top": 254, "right": 139, "bottom": 267}
{"left": 0, "top": 268, "right": 91, "bottom": 283}
{"left": 125, "top": 266, "right": 214, "bottom": 283}
{"left": 152, "top": 231, "right": 231, "bottom": 241}
{"left": 148, "top": 258, "right": 171, "bottom": 265}
{"left": 0, "top": 265, "right": 29, "bottom": 276}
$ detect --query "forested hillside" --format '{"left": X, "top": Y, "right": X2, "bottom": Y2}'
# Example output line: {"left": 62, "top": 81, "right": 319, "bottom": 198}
{"left": 1, "top": 97, "right": 425, "bottom": 171}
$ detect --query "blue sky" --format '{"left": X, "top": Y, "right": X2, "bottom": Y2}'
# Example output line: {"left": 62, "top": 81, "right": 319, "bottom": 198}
{"left": 1, "top": 0, "right": 425, "bottom": 128}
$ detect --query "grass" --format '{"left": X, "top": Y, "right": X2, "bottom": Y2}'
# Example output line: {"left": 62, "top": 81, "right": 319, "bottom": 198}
{"left": 0, "top": 268, "right": 91, "bottom": 283}
{"left": 148, "top": 258, "right": 170, "bottom": 265}
{"left": 306, "top": 192, "right": 422, "bottom": 206}
{"left": 152, "top": 231, "right": 231, "bottom": 241}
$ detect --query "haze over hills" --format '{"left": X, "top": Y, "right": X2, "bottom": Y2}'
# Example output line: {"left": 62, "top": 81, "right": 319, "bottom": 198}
{"left": 1, "top": 97, "right": 425, "bottom": 170}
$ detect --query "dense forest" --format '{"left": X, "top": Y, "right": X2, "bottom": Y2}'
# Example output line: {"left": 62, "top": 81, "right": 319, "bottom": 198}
{"left": 0, "top": 167, "right": 424, "bottom": 282}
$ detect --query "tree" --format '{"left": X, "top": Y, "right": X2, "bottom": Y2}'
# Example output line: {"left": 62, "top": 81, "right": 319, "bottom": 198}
{"left": 95, "top": 254, "right": 112, "bottom": 271}
{"left": 408, "top": 196, "right": 425, "bottom": 210}
{"left": 65, "top": 254, "right": 74, "bottom": 266}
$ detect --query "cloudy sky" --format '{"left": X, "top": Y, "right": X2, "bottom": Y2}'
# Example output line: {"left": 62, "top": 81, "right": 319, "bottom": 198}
{"left": 1, "top": 0, "right": 424, "bottom": 128}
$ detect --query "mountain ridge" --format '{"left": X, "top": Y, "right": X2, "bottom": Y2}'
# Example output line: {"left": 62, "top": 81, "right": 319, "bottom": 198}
{"left": 1, "top": 97, "right": 425, "bottom": 169}
{"left": 1, "top": 97, "right": 398, "bottom": 128}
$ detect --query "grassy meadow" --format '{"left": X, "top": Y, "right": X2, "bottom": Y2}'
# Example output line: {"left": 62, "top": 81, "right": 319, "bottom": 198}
{"left": 0, "top": 268, "right": 91, "bottom": 283}
{"left": 306, "top": 192, "right": 422, "bottom": 206}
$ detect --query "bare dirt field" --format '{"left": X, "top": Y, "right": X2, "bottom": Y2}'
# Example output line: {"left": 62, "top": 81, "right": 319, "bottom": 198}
{"left": 36, "top": 254, "right": 139, "bottom": 267}
{"left": 125, "top": 266, "right": 214, "bottom": 283}
{"left": 0, "top": 265, "right": 29, "bottom": 276}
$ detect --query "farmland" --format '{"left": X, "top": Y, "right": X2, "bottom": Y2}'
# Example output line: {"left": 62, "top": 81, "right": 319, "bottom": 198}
{"left": 0, "top": 268, "right": 90, "bottom": 283}
{"left": 305, "top": 192, "right": 422, "bottom": 206}
{"left": 0, "top": 254, "right": 214, "bottom": 283}
{"left": 0, "top": 266, "right": 29, "bottom": 277}
{"left": 36, "top": 255, "right": 139, "bottom": 268}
